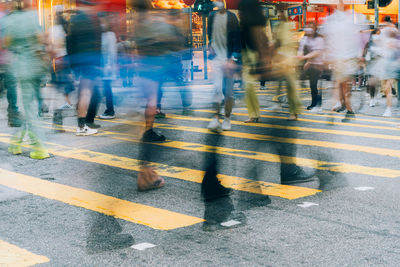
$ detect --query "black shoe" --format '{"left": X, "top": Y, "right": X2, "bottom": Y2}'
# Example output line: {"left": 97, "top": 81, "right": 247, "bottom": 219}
{"left": 342, "top": 111, "right": 355, "bottom": 122}
{"left": 307, "top": 105, "right": 316, "bottom": 110}
{"left": 281, "top": 167, "right": 315, "bottom": 185}
{"left": 86, "top": 122, "right": 101, "bottom": 129}
{"left": 142, "top": 129, "right": 166, "bottom": 142}
{"left": 8, "top": 116, "right": 21, "bottom": 127}
{"left": 155, "top": 111, "right": 166, "bottom": 118}
{"left": 335, "top": 106, "right": 346, "bottom": 112}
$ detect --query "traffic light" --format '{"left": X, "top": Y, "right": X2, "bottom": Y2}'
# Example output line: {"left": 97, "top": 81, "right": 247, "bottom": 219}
{"left": 194, "top": 0, "right": 214, "bottom": 13}
{"left": 379, "top": 0, "right": 392, "bottom": 7}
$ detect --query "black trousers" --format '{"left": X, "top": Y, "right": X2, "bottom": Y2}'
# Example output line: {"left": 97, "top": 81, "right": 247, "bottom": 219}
{"left": 306, "top": 67, "right": 322, "bottom": 107}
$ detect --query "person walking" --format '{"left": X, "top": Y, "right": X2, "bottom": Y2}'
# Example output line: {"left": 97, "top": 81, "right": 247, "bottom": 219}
{"left": 98, "top": 16, "right": 117, "bottom": 120}
{"left": 297, "top": 22, "right": 325, "bottom": 112}
{"left": 67, "top": 0, "right": 102, "bottom": 135}
{"left": 1, "top": 0, "right": 50, "bottom": 159}
{"left": 206, "top": 0, "right": 241, "bottom": 131}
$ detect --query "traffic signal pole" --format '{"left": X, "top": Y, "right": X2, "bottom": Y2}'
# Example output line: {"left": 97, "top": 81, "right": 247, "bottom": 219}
{"left": 374, "top": 0, "right": 379, "bottom": 28}
{"left": 203, "top": 13, "right": 208, "bottom": 80}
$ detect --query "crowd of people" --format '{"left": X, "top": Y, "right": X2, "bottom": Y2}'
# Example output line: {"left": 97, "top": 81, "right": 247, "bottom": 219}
{"left": 0, "top": 0, "right": 400, "bottom": 192}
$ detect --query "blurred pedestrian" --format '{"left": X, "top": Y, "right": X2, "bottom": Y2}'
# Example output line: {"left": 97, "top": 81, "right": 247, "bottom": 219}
{"left": 2, "top": 0, "right": 50, "bottom": 159}
{"left": 206, "top": 0, "right": 241, "bottom": 131}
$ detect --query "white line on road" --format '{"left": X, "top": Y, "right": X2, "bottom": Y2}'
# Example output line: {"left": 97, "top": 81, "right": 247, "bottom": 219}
{"left": 297, "top": 202, "right": 319, "bottom": 208}
{"left": 131, "top": 243, "right": 157, "bottom": 251}
{"left": 220, "top": 220, "right": 241, "bottom": 227}
{"left": 354, "top": 187, "right": 375, "bottom": 191}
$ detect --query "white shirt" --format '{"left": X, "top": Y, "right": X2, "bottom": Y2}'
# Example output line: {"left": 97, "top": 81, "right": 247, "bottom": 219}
{"left": 211, "top": 12, "right": 228, "bottom": 59}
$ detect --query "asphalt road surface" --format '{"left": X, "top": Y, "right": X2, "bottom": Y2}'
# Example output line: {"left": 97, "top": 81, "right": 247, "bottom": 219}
{"left": 1, "top": 81, "right": 400, "bottom": 266}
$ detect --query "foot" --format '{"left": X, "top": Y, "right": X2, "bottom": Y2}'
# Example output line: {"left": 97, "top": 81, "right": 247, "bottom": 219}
{"left": 86, "top": 122, "right": 101, "bottom": 129}
{"left": 142, "top": 129, "right": 166, "bottom": 142}
{"left": 369, "top": 99, "right": 376, "bottom": 107}
{"left": 306, "top": 105, "right": 316, "bottom": 110}
{"left": 341, "top": 111, "right": 356, "bottom": 122}
{"left": 260, "top": 86, "right": 267, "bottom": 90}
{"left": 99, "top": 112, "right": 116, "bottom": 119}
{"left": 59, "top": 103, "right": 73, "bottom": 109}
{"left": 208, "top": 117, "right": 222, "bottom": 132}
{"left": 155, "top": 110, "right": 166, "bottom": 119}
{"left": 310, "top": 106, "right": 323, "bottom": 113}
{"left": 76, "top": 125, "right": 98, "bottom": 136}
{"left": 30, "top": 149, "right": 50, "bottom": 160}
{"left": 244, "top": 117, "right": 259, "bottom": 123}
{"left": 8, "top": 145, "right": 22, "bottom": 155}
{"left": 288, "top": 114, "right": 298, "bottom": 121}
{"left": 137, "top": 167, "right": 165, "bottom": 191}
{"left": 221, "top": 117, "right": 231, "bottom": 131}
{"left": 281, "top": 168, "right": 315, "bottom": 185}
{"left": 383, "top": 107, "right": 392, "bottom": 117}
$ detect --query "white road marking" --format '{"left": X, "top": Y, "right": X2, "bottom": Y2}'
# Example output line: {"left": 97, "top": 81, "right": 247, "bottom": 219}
{"left": 297, "top": 202, "right": 319, "bottom": 208}
{"left": 354, "top": 186, "right": 374, "bottom": 191}
{"left": 131, "top": 243, "right": 157, "bottom": 251}
{"left": 220, "top": 220, "right": 241, "bottom": 227}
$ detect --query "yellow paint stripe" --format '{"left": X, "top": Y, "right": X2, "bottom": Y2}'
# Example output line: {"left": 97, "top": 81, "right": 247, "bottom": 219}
{"left": 111, "top": 135, "right": 400, "bottom": 179}
{"left": 0, "top": 240, "right": 49, "bottom": 267}
{"left": 195, "top": 109, "right": 400, "bottom": 132}
{"left": 0, "top": 135, "right": 320, "bottom": 200}
{"left": 0, "top": 168, "right": 203, "bottom": 230}
{"left": 88, "top": 119, "right": 400, "bottom": 178}
{"left": 164, "top": 114, "right": 400, "bottom": 141}
{"left": 255, "top": 108, "right": 400, "bottom": 126}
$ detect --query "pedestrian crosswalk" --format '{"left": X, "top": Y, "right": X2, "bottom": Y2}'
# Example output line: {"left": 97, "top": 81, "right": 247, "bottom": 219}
{"left": 2, "top": 105, "right": 400, "bottom": 263}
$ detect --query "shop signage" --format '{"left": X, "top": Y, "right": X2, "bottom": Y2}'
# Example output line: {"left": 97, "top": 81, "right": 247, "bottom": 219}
{"left": 308, "top": 0, "right": 366, "bottom": 4}
{"left": 307, "top": 5, "right": 325, "bottom": 12}
{"left": 288, "top": 6, "right": 303, "bottom": 16}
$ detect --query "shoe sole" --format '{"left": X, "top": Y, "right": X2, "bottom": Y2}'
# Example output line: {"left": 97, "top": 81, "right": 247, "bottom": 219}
{"left": 76, "top": 132, "right": 98, "bottom": 136}
{"left": 281, "top": 177, "right": 316, "bottom": 185}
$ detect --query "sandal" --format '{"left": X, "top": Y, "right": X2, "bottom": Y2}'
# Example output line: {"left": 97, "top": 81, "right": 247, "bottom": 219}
{"left": 244, "top": 117, "right": 259, "bottom": 123}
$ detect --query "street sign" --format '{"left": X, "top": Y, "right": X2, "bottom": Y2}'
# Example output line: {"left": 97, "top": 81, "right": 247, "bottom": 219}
{"left": 288, "top": 6, "right": 303, "bottom": 17}
{"left": 184, "top": 0, "right": 196, "bottom": 6}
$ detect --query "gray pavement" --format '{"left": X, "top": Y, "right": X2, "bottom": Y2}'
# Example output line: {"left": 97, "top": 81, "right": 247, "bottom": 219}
{"left": 1, "top": 79, "right": 400, "bottom": 266}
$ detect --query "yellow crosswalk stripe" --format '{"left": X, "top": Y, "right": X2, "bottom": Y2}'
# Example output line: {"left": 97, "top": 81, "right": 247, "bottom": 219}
{"left": 250, "top": 108, "right": 400, "bottom": 126}
{"left": 0, "top": 134, "right": 320, "bottom": 199}
{"left": 195, "top": 109, "right": 400, "bottom": 132}
{"left": 0, "top": 240, "right": 49, "bottom": 267}
{"left": 60, "top": 117, "right": 400, "bottom": 178}
{"left": 164, "top": 113, "right": 400, "bottom": 141}
{"left": 0, "top": 168, "right": 204, "bottom": 230}
{"left": 109, "top": 135, "right": 400, "bottom": 179}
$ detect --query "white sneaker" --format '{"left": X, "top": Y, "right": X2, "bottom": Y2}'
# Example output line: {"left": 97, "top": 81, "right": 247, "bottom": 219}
{"left": 221, "top": 118, "right": 231, "bottom": 131}
{"left": 59, "top": 103, "right": 73, "bottom": 109}
{"left": 260, "top": 86, "right": 267, "bottom": 90}
{"left": 332, "top": 102, "right": 341, "bottom": 110}
{"left": 99, "top": 113, "right": 116, "bottom": 119}
{"left": 310, "top": 106, "right": 323, "bottom": 113}
{"left": 207, "top": 118, "right": 221, "bottom": 132}
{"left": 76, "top": 125, "right": 98, "bottom": 136}
{"left": 369, "top": 99, "right": 376, "bottom": 107}
{"left": 383, "top": 108, "right": 392, "bottom": 117}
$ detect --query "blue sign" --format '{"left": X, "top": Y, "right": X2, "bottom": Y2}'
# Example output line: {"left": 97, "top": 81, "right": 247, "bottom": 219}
{"left": 288, "top": 6, "right": 303, "bottom": 16}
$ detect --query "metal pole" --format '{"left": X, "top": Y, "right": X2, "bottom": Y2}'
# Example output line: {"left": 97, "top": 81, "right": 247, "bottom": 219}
{"left": 189, "top": 6, "right": 194, "bottom": 81}
{"left": 352, "top": 4, "right": 355, "bottom": 23}
{"left": 202, "top": 13, "right": 208, "bottom": 80}
{"left": 374, "top": 0, "right": 379, "bottom": 29}
{"left": 303, "top": 0, "right": 307, "bottom": 27}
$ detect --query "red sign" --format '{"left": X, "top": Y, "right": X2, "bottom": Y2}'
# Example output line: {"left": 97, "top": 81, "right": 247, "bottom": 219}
{"left": 184, "top": 0, "right": 196, "bottom": 6}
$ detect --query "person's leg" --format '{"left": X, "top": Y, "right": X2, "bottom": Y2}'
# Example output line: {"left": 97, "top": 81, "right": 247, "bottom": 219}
{"left": 85, "top": 84, "right": 101, "bottom": 125}
{"left": 286, "top": 73, "right": 302, "bottom": 119}
{"left": 307, "top": 68, "right": 319, "bottom": 109}
{"left": 223, "top": 75, "right": 235, "bottom": 118}
{"left": 385, "top": 79, "right": 394, "bottom": 108}
{"left": 341, "top": 80, "right": 353, "bottom": 112}
{"left": 397, "top": 79, "right": 400, "bottom": 107}
{"left": 77, "top": 78, "right": 93, "bottom": 129}
{"left": 4, "top": 70, "right": 18, "bottom": 113}
{"left": 103, "top": 80, "right": 114, "bottom": 115}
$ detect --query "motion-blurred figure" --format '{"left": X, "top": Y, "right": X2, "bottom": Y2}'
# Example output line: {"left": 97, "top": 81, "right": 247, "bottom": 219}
{"left": 206, "top": 0, "right": 241, "bottom": 132}
{"left": 1, "top": 0, "right": 49, "bottom": 159}
{"left": 98, "top": 15, "right": 117, "bottom": 120}
{"left": 0, "top": 1, "right": 20, "bottom": 127}
{"left": 67, "top": 0, "right": 102, "bottom": 135}
{"left": 117, "top": 35, "right": 134, "bottom": 88}
{"left": 297, "top": 22, "right": 324, "bottom": 112}
{"left": 322, "top": 0, "right": 364, "bottom": 121}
